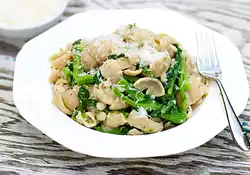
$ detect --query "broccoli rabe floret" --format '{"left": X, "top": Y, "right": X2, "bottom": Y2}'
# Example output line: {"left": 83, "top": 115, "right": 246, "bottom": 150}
{"left": 72, "top": 86, "right": 97, "bottom": 120}
{"left": 137, "top": 60, "right": 153, "bottom": 77}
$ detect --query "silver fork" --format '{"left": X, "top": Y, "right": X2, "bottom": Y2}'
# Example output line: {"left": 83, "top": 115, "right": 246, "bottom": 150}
{"left": 196, "top": 32, "right": 250, "bottom": 151}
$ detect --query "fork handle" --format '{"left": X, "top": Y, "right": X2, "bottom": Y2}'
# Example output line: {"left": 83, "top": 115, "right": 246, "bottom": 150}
{"left": 215, "top": 78, "right": 250, "bottom": 151}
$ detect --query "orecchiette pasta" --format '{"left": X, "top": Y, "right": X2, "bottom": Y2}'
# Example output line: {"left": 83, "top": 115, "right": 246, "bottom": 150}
{"left": 104, "top": 112, "right": 127, "bottom": 128}
{"left": 100, "top": 60, "right": 123, "bottom": 83}
{"left": 127, "top": 110, "right": 163, "bottom": 133}
{"left": 124, "top": 69, "right": 142, "bottom": 76}
{"left": 133, "top": 77, "right": 165, "bottom": 97}
{"left": 81, "top": 50, "right": 98, "bottom": 71}
{"left": 76, "top": 112, "right": 97, "bottom": 128}
{"left": 89, "top": 37, "right": 117, "bottom": 63}
{"left": 52, "top": 93, "right": 72, "bottom": 115}
{"left": 187, "top": 75, "right": 208, "bottom": 105}
{"left": 157, "top": 37, "right": 177, "bottom": 58}
{"left": 127, "top": 128, "right": 143, "bottom": 136}
{"left": 49, "top": 24, "right": 208, "bottom": 135}
{"left": 150, "top": 57, "right": 171, "bottom": 77}
{"left": 61, "top": 85, "right": 79, "bottom": 111}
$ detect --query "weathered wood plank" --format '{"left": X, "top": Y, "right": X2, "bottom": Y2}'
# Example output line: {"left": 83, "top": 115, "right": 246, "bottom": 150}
{"left": 0, "top": 0, "right": 250, "bottom": 174}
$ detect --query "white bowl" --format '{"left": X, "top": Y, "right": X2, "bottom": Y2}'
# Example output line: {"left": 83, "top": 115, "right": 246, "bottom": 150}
{"left": 13, "top": 9, "right": 249, "bottom": 158}
{"left": 0, "top": 0, "right": 68, "bottom": 40}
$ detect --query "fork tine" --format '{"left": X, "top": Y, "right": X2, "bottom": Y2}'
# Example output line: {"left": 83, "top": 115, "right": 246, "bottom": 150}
{"left": 195, "top": 33, "right": 202, "bottom": 66}
{"left": 212, "top": 35, "right": 220, "bottom": 67}
{"left": 203, "top": 33, "right": 212, "bottom": 66}
{"left": 205, "top": 33, "right": 216, "bottom": 67}
{"left": 196, "top": 32, "right": 206, "bottom": 67}
{"left": 206, "top": 33, "right": 221, "bottom": 70}
{"left": 196, "top": 32, "right": 221, "bottom": 71}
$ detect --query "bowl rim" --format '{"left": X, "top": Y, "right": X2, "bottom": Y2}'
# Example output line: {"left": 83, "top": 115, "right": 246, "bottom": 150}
{"left": 0, "top": 0, "right": 69, "bottom": 31}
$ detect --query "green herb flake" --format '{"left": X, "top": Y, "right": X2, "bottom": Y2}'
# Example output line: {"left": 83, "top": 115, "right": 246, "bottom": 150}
{"left": 128, "top": 23, "right": 136, "bottom": 29}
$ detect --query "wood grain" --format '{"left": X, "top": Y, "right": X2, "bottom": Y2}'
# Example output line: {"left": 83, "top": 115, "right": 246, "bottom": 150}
{"left": 1, "top": 0, "right": 250, "bottom": 174}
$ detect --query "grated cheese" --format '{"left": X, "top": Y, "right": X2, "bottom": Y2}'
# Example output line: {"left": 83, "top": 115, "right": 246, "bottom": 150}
{"left": 0, "top": 0, "right": 65, "bottom": 28}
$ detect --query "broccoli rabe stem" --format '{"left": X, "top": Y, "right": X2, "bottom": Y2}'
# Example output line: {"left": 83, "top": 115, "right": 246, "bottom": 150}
{"left": 62, "top": 67, "right": 72, "bottom": 79}
{"left": 113, "top": 80, "right": 162, "bottom": 110}
{"left": 74, "top": 74, "right": 96, "bottom": 85}
{"left": 175, "top": 45, "right": 191, "bottom": 112}
{"left": 113, "top": 87, "right": 138, "bottom": 108}
{"left": 138, "top": 101, "right": 162, "bottom": 110}
{"left": 118, "top": 78, "right": 144, "bottom": 102}
{"left": 123, "top": 74, "right": 139, "bottom": 83}
{"left": 167, "top": 46, "right": 182, "bottom": 95}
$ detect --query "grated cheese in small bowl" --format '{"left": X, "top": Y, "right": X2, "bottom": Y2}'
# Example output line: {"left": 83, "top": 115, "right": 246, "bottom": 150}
{"left": 0, "top": 0, "right": 68, "bottom": 39}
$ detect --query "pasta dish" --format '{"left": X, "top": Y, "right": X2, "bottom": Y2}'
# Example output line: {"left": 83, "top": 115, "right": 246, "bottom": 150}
{"left": 49, "top": 24, "right": 208, "bottom": 135}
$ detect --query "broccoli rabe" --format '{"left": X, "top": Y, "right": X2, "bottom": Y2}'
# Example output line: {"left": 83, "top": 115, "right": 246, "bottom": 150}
{"left": 149, "top": 44, "right": 190, "bottom": 124}
{"left": 72, "top": 39, "right": 83, "bottom": 54}
{"left": 72, "top": 86, "right": 97, "bottom": 120}
{"left": 62, "top": 66, "right": 73, "bottom": 82}
{"left": 74, "top": 72, "right": 100, "bottom": 85}
{"left": 176, "top": 44, "right": 191, "bottom": 111}
{"left": 95, "top": 125, "right": 131, "bottom": 135}
{"left": 123, "top": 74, "right": 139, "bottom": 83}
{"left": 118, "top": 78, "right": 144, "bottom": 102}
{"left": 113, "top": 87, "right": 138, "bottom": 108}
{"left": 113, "top": 78, "right": 162, "bottom": 111}
{"left": 137, "top": 60, "right": 153, "bottom": 77}
{"left": 77, "top": 86, "right": 90, "bottom": 112}
{"left": 128, "top": 23, "right": 136, "bottom": 29}
{"left": 161, "top": 111, "right": 187, "bottom": 124}
{"left": 70, "top": 39, "right": 101, "bottom": 85}
{"left": 108, "top": 53, "right": 125, "bottom": 60}
{"left": 165, "top": 55, "right": 181, "bottom": 95}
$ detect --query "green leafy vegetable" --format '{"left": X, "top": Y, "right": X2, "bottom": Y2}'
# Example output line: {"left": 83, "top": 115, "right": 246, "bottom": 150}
{"left": 128, "top": 23, "right": 136, "bottom": 29}
{"left": 77, "top": 86, "right": 90, "bottom": 112}
{"left": 118, "top": 78, "right": 144, "bottom": 102}
{"left": 72, "top": 39, "right": 83, "bottom": 53}
{"left": 175, "top": 44, "right": 190, "bottom": 112}
{"left": 62, "top": 67, "right": 72, "bottom": 79}
{"left": 95, "top": 125, "right": 131, "bottom": 135}
{"left": 75, "top": 86, "right": 97, "bottom": 114}
{"left": 148, "top": 44, "right": 190, "bottom": 124}
{"left": 113, "top": 78, "right": 162, "bottom": 111}
{"left": 74, "top": 73, "right": 98, "bottom": 85}
{"left": 161, "top": 111, "right": 187, "bottom": 124}
{"left": 123, "top": 74, "right": 139, "bottom": 83}
{"left": 62, "top": 62, "right": 75, "bottom": 86}
{"left": 70, "top": 39, "right": 101, "bottom": 85}
{"left": 108, "top": 53, "right": 125, "bottom": 60}
{"left": 113, "top": 87, "right": 137, "bottom": 108}
{"left": 137, "top": 61, "right": 153, "bottom": 77}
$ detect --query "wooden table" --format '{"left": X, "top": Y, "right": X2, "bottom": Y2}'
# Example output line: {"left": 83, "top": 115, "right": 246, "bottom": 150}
{"left": 1, "top": 0, "right": 250, "bottom": 174}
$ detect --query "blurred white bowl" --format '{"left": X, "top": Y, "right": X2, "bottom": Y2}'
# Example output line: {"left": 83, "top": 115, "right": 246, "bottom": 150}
{"left": 13, "top": 9, "right": 249, "bottom": 158}
{"left": 0, "top": 0, "right": 68, "bottom": 40}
